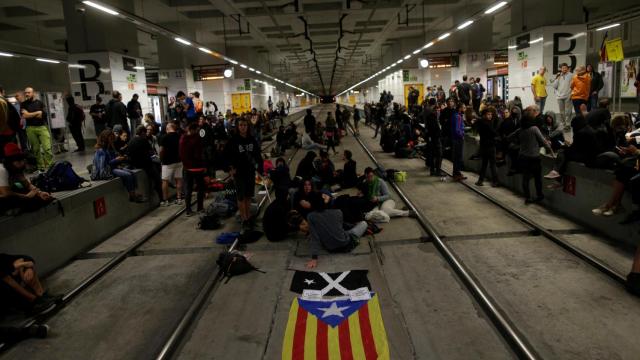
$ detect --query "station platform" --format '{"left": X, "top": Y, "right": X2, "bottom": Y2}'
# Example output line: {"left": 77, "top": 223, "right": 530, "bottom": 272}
{"left": 2, "top": 105, "right": 639, "bottom": 360}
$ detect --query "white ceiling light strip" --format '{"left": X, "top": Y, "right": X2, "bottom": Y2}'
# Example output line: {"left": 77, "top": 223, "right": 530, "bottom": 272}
{"left": 80, "top": 0, "right": 316, "bottom": 96}
{"left": 336, "top": 1, "right": 511, "bottom": 96}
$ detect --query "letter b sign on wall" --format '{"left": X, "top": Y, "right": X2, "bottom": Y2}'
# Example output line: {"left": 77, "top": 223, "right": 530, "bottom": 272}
{"left": 543, "top": 25, "right": 586, "bottom": 75}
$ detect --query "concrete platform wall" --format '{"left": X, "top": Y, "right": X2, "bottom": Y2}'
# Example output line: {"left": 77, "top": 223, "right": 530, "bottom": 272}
{"left": 0, "top": 171, "right": 158, "bottom": 275}
{"left": 462, "top": 136, "right": 638, "bottom": 247}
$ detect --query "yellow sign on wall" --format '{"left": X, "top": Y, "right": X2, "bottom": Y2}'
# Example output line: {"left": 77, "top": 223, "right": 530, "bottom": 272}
{"left": 231, "top": 93, "right": 251, "bottom": 114}
{"left": 605, "top": 38, "right": 624, "bottom": 62}
{"left": 404, "top": 84, "right": 424, "bottom": 107}
{"left": 348, "top": 95, "right": 356, "bottom": 105}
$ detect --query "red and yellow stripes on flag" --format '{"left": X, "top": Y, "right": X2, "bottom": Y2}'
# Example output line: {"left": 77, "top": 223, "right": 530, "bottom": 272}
{"left": 282, "top": 295, "right": 389, "bottom": 360}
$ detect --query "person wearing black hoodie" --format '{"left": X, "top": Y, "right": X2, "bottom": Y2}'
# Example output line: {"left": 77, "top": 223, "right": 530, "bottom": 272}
{"left": 295, "top": 151, "right": 317, "bottom": 180}
{"left": 66, "top": 96, "right": 85, "bottom": 152}
{"left": 475, "top": 107, "right": 499, "bottom": 186}
{"left": 303, "top": 108, "right": 316, "bottom": 140}
{"left": 224, "top": 118, "right": 263, "bottom": 229}
{"left": 105, "top": 91, "right": 129, "bottom": 135}
{"left": 180, "top": 122, "right": 205, "bottom": 216}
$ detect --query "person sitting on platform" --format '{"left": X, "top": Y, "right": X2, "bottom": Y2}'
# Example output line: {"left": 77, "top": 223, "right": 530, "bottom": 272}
{"left": 287, "top": 194, "right": 368, "bottom": 269}
{"left": 0, "top": 143, "right": 53, "bottom": 215}
{"left": 0, "top": 253, "right": 61, "bottom": 314}
{"left": 357, "top": 167, "right": 410, "bottom": 218}
{"left": 91, "top": 130, "right": 145, "bottom": 203}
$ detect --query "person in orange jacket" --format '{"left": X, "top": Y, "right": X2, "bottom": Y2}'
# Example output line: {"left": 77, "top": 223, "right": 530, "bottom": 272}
{"left": 570, "top": 65, "right": 591, "bottom": 116}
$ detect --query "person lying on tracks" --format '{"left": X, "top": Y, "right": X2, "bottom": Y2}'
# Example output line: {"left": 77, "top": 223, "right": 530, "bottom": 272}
{"left": 287, "top": 194, "right": 368, "bottom": 269}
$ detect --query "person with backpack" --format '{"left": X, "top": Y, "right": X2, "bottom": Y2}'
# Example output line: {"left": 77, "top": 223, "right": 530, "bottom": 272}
{"left": 66, "top": 96, "right": 85, "bottom": 152}
{"left": 0, "top": 143, "right": 53, "bottom": 214}
{"left": 91, "top": 129, "right": 144, "bottom": 202}
{"left": 180, "top": 122, "right": 206, "bottom": 217}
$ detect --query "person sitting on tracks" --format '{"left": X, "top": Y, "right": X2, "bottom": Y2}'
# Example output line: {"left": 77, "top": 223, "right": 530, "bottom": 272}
{"left": 292, "top": 178, "right": 322, "bottom": 219}
{"left": 357, "top": 167, "right": 410, "bottom": 218}
{"left": 295, "top": 151, "right": 318, "bottom": 180}
{"left": 0, "top": 143, "right": 53, "bottom": 215}
{"left": 313, "top": 150, "right": 336, "bottom": 189}
{"left": 301, "top": 131, "right": 323, "bottom": 152}
{"left": 287, "top": 195, "right": 368, "bottom": 269}
{"left": 335, "top": 150, "right": 358, "bottom": 189}
{"left": 268, "top": 157, "right": 292, "bottom": 205}
{"left": 0, "top": 253, "right": 61, "bottom": 314}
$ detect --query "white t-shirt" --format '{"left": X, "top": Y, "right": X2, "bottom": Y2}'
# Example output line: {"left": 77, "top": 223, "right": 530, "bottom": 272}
{"left": 0, "top": 164, "right": 9, "bottom": 187}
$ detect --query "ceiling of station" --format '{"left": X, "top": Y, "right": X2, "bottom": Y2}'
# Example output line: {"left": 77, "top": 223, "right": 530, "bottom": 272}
{"left": 0, "top": 0, "right": 637, "bottom": 95}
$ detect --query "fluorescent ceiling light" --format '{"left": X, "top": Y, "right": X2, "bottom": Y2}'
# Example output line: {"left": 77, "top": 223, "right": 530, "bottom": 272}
{"left": 457, "top": 20, "right": 474, "bottom": 30}
{"left": 419, "top": 59, "right": 429, "bottom": 68}
{"left": 596, "top": 23, "right": 620, "bottom": 31}
{"left": 240, "top": 64, "right": 247, "bottom": 69}
{"left": 255, "top": 70, "right": 261, "bottom": 74}
{"left": 485, "top": 1, "right": 507, "bottom": 14}
{"left": 404, "top": 54, "right": 411, "bottom": 60}
{"left": 36, "top": 58, "right": 60, "bottom": 64}
{"left": 438, "top": 33, "right": 450, "bottom": 40}
{"left": 0, "top": 52, "right": 14, "bottom": 57}
{"left": 397, "top": 59, "right": 404, "bottom": 63}
{"left": 198, "top": 47, "right": 212, "bottom": 54}
{"left": 83, "top": 1, "right": 119, "bottom": 16}
{"left": 412, "top": 49, "right": 421, "bottom": 55}
{"left": 530, "top": 37, "right": 543, "bottom": 44}
{"left": 68, "top": 64, "right": 86, "bottom": 68}
{"left": 223, "top": 69, "right": 233, "bottom": 78}
{"left": 133, "top": 66, "right": 145, "bottom": 70}
{"left": 507, "top": 45, "right": 517, "bottom": 49}
{"left": 423, "top": 42, "right": 434, "bottom": 49}
{"left": 227, "top": 58, "right": 238, "bottom": 65}
{"left": 174, "top": 37, "right": 191, "bottom": 46}
{"left": 248, "top": 67, "right": 255, "bottom": 71}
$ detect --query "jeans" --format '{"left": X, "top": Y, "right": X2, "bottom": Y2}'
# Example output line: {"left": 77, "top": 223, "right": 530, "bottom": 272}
{"left": 556, "top": 98, "right": 573, "bottom": 128}
{"left": 478, "top": 146, "right": 498, "bottom": 183}
{"left": 346, "top": 220, "right": 368, "bottom": 238}
{"left": 427, "top": 139, "right": 443, "bottom": 175}
{"left": 535, "top": 96, "right": 547, "bottom": 113}
{"left": 185, "top": 170, "right": 205, "bottom": 213}
{"left": 452, "top": 138, "right": 464, "bottom": 176}
{"left": 520, "top": 156, "right": 542, "bottom": 199}
{"left": 112, "top": 168, "right": 137, "bottom": 192}
{"left": 94, "top": 121, "right": 107, "bottom": 138}
{"left": 572, "top": 99, "right": 588, "bottom": 116}
{"left": 588, "top": 93, "right": 598, "bottom": 111}
{"left": 26, "top": 125, "right": 52, "bottom": 170}
{"left": 140, "top": 165, "right": 163, "bottom": 201}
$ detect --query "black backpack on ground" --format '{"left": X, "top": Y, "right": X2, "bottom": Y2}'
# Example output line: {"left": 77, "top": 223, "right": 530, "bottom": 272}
{"left": 216, "top": 250, "right": 264, "bottom": 283}
{"left": 33, "top": 161, "right": 86, "bottom": 193}
{"left": 197, "top": 213, "right": 222, "bottom": 230}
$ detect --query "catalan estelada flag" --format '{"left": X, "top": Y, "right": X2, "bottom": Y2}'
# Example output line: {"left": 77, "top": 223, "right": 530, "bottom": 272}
{"left": 282, "top": 293, "right": 389, "bottom": 360}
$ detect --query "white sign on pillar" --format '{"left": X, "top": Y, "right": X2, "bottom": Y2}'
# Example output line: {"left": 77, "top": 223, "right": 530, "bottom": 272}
{"left": 68, "top": 51, "right": 149, "bottom": 138}
{"left": 508, "top": 25, "right": 586, "bottom": 113}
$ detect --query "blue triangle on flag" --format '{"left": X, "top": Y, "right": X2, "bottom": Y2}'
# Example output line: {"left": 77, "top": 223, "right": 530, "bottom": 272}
{"left": 297, "top": 297, "right": 369, "bottom": 328}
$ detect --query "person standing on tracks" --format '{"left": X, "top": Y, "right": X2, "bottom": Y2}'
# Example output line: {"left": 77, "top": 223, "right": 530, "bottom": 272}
{"left": 450, "top": 102, "right": 467, "bottom": 181}
{"left": 422, "top": 98, "right": 443, "bottom": 176}
{"left": 324, "top": 112, "right": 338, "bottom": 155}
{"left": 475, "top": 107, "right": 499, "bottom": 187}
{"left": 335, "top": 104, "right": 343, "bottom": 133}
{"left": 180, "top": 122, "right": 206, "bottom": 217}
{"left": 352, "top": 106, "right": 361, "bottom": 136}
{"left": 224, "top": 118, "right": 263, "bottom": 231}
{"left": 303, "top": 108, "right": 316, "bottom": 141}
{"left": 515, "top": 107, "right": 553, "bottom": 204}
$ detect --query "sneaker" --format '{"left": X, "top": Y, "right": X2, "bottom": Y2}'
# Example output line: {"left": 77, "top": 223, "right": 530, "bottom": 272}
{"left": 626, "top": 273, "right": 640, "bottom": 296}
{"left": 475, "top": 181, "right": 484, "bottom": 186}
{"left": 620, "top": 210, "right": 640, "bottom": 225}
{"left": 592, "top": 205, "right": 609, "bottom": 215}
{"left": 603, "top": 205, "right": 623, "bottom": 216}
{"left": 174, "top": 198, "right": 184, "bottom": 205}
{"left": 544, "top": 170, "right": 561, "bottom": 179}
{"left": 160, "top": 201, "right": 170, "bottom": 207}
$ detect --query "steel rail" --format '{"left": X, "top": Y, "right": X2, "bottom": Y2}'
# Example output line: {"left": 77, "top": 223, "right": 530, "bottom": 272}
{"left": 347, "top": 123, "right": 541, "bottom": 360}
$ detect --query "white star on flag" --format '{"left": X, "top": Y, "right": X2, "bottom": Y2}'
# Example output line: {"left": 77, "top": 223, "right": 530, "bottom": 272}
{"left": 318, "top": 302, "right": 350, "bottom": 318}
{"left": 304, "top": 279, "right": 315, "bottom": 285}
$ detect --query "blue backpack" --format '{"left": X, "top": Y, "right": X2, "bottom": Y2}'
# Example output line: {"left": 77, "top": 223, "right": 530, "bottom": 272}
{"left": 35, "top": 161, "right": 86, "bottom": 193}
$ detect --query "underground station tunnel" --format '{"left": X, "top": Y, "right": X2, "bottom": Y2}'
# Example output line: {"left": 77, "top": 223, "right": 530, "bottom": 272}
{"left": 1, "top": 0, "right": 640, "bottom": 359}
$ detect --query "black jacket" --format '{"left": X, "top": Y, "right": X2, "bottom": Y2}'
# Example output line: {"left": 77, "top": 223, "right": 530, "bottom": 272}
{"left": 106, "top": 99, "right": 128, "bottom": 128}
{"left": 223, "top": 133, "right": 262, "bottom": 175}
{"left": 589, "top": 71, "right": 604, "bottom": 93}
